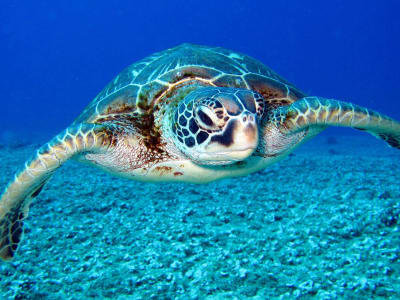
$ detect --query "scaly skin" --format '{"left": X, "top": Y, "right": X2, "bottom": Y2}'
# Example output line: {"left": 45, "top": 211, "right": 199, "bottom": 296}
{"left": 269, "top": 97, "right": 400, "bottom": 149}
{"left": 0, "top": 123, "right": 116, "bottom": 260}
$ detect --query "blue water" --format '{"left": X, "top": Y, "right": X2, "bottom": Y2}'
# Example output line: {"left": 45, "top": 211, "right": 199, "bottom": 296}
{"left": 1, "top": 0, "right": 399, "bottom": 141}
{"left": 1, "top": 2, "right": 400, "bottom": 298}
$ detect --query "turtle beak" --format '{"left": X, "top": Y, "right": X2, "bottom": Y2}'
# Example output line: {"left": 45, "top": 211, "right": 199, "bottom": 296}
{"left": 205, "top": 113, "right": 259, "bottom": 162}
{"left": 228, "top": 112, "right": 259, "bottom": 159}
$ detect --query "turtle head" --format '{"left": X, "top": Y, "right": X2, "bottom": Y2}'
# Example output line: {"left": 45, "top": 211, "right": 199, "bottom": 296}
{"left": 171, "top": 87, "right": 266, "bottom": 165}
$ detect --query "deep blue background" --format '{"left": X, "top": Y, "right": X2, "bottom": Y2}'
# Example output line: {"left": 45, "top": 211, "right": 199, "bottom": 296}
{"left": 1, "top": 0, "right": 399, "bottom": 141}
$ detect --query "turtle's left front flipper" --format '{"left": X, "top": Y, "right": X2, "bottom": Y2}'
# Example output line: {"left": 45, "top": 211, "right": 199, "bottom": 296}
{"left": 269, "top": 97, "right": 400, "bottom": 149}
{"left": 0, "top": 124, "right": 115, "bottom": 260}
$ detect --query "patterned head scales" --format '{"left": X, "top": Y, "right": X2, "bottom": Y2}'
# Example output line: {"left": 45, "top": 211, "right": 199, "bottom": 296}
{"left": 172, "top": 87, "right": 266, "bottom": 165}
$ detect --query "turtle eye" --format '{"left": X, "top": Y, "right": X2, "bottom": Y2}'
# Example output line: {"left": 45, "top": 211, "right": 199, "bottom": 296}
{"left": 195, "top": 105, "right": 221, "bottom": 131}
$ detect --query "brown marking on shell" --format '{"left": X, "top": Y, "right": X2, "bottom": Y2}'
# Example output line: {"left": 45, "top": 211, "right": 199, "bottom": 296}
{"left": 163, "top": 80, "right": 200, "bottom": 101}
{"left": 154, "top": 78, "right": 211, "bottom": 118}
{"left": 137, "top": 98, "right": 150, "bottom": 112}
{"left": 244, "top": 74, "right": 300, "bottom": 109}
{"left": 94, "top": 117, "right": 109, "bottom": 124}
{"left": 212, "top": 75, "right": 247, "bottom": 89}
{"left": 139, "top": 82, "right": 169, "bottom": 110}
{"left": 105, "top": 100, "right": 135, "bottom": 114}
{"left": 124, "top": 112, "right": 165, "bottom": 154}
{"left": 245, "top": 74, "right": 285, "bottom": 97}
{"left": 174, "top": 171, "right": 184, "bottom": 176}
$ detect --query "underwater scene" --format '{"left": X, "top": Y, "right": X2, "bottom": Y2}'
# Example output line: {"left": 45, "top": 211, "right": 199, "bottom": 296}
{"left": 1, "top": 1, "right": 399, "bottom": 299}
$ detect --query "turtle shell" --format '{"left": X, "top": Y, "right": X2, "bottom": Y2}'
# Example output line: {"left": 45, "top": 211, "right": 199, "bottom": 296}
{"left": 74, "top": 43, "right": 306, "bottom": 124}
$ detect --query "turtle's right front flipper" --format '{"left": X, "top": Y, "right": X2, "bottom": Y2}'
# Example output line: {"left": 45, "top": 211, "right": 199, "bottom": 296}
{"left": 0, "top": 124, "right": 115, "bottom": 260}
{"left": 268, "top": 97, "right": 400, "bottom": 149}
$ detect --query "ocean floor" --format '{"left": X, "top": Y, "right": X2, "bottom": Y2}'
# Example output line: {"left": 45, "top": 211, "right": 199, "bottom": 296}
{"left": 0, "top": 133, "right": 399, "bottom": 299}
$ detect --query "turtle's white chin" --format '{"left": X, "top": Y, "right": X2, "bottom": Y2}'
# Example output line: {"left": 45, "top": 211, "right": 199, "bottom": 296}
{"left": 218, "top": 147, "right": 256, "bottom": 161}
{"left": 195, "top": 147, "right": 256, "bottom": 165}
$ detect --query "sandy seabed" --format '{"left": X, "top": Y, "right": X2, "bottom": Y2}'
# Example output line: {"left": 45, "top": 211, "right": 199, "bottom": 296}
{"left": 0, "top": 134, "right": 399, "bottom": 299}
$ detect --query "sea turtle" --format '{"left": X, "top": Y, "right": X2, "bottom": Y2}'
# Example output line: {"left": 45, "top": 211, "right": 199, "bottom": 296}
{"left": 1, "top": 43, "right": 399, "bottom": 260}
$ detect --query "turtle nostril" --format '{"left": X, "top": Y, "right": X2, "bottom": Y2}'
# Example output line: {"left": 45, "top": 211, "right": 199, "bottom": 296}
{"left": 242, "top": 113, "right": 255, "bottom": 123}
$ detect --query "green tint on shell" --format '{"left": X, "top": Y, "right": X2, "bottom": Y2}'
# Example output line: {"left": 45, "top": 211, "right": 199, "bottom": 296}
{"left": 73, "top": 44, "right": 305, "bottom": 126}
